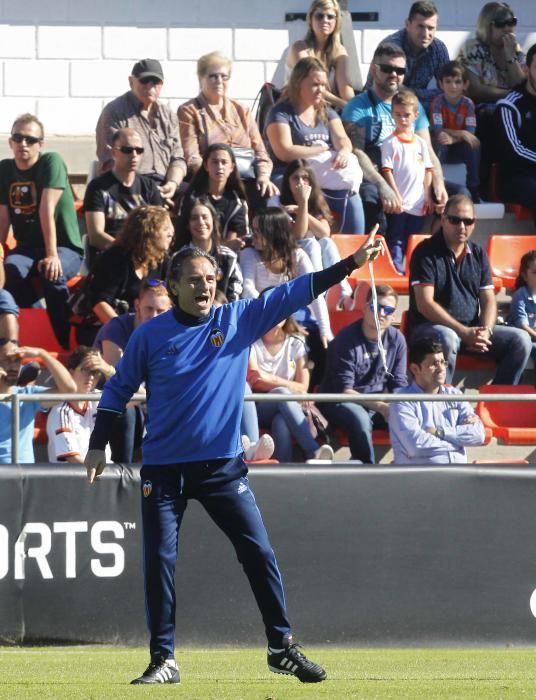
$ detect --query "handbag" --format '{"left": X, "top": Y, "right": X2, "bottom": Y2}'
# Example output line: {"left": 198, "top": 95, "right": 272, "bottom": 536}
{"left": 303, "top": 404, "right": 330, "bottom": 445}
{"left": 307, "top": 150, "right": 363, "bottom": 192}
{"left": 232, "top": 146, "right": 256, "bottom": 180}
{"left": 195, "top": 99, "right": 257, "bottom": 180}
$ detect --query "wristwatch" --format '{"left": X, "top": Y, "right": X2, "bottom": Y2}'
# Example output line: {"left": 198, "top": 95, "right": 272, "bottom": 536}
{"left": 436, "top": 427, "right": 445, "bottom": 440}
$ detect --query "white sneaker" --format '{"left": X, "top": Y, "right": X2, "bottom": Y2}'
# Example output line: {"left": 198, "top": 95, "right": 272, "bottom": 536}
{"left": 241, "top": 435, "right": 251, "bottom": 455}
{"left": 253, "top": 434, "right": 275, "bottom": 461}
{"left": 306, "top": 444, "right": 334, "bottom": 463}
{"left": 243, "top": 434, "right": 275, "bottom": 461}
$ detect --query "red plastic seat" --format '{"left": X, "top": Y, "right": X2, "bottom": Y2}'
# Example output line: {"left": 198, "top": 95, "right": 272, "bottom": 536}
{"left": 487, "top": 235, "right": 536, "bottom": 291}
{"left": 405, "top": 234, "right": 430, "bottom": 275}
{"left": 18, "top": 308, "right": 75, "bottom": 362}
{"left": 326, "top": 279, "right": 370, "bottom": 335}
{"left": 331, "top": 234, "right": 409, "bottom": 293}
{"left": 476, "top": 384, "right": 536, "bottom": 444}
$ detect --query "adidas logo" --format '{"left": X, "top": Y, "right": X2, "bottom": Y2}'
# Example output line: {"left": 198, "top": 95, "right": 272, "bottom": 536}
{"left": 237, "top": 480, "right": 248, "bottom": 495}
{"left": 154, "top": 665, "right": 176, "bottom": 682}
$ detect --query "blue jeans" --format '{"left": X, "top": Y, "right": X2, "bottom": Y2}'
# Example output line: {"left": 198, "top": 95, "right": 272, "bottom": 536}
{"left": 256, "top": 387, "right": 319, "bottom": 462}
{"left": 241, "top": 383, "right": 260, "bottom": 443}
{"left": 5, "top": 246, "right": 82, "bottom": 349}
{"left": 434, "top": 140, "right": 480, "bottom": 190}
{"left": 319, "top": 401, "right": 378, "bottom": 463}
{"left": 323, "top": 188, "right": 365, "bottom": 234}
{"left": 385, "top": 212, "right": 426, "bottom": 274}
{"left": 0, "top": 289, "right": 19, "bottom": 317}
{"left": 410, "top": 323, "right": 532, "bottom": 384}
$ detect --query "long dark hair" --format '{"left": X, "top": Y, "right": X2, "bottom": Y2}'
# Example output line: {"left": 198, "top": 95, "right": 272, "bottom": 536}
{"left": 174, "top": 195, "right": 222, "bottom": 253}
{"left": 187, "top": 143, "right": 247, "bottom": 199}
{"left": 254, "top": 207, "right": 297, "bottom": 280}
{"left": 515, "top": 250, "right": 536, "bottom": 290}
{"left": 280, "top": 159, "right": 332, "bottom": 222}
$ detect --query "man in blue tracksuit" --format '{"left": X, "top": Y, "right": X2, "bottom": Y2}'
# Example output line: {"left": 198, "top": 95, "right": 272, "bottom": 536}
{"left": 85, "top": 233, "right": 381, "bottom": 685}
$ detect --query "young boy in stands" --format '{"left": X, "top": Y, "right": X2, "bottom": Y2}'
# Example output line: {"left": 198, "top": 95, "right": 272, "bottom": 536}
{"left": 429, "top": 61, "right": 480, "bottom": 202}
{"left": 380, "top": 90, "right": 434, "bottom": 273}
{"left": 0, "top": 341, "right": 76, "bottom": 463}
{"left": 47, "top": 346, "right": 111, "bottom": 464}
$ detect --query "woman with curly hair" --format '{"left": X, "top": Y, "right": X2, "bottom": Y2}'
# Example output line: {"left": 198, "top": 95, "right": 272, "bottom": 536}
{"left": 286, "top": 0, "right": 353, "bottom": 110}
{"left": 89, "top": 205, "right": 173, "bottom": 325}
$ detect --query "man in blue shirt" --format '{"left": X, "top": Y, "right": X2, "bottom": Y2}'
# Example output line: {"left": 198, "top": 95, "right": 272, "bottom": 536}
{"left": 319, "top": 284, "right": 407, "bottom": 463}
{"left": 389, "top": 336, "right": 485, "bottom": 464}
{"left": 343, "top": 42, "right": 448, "bottom": 231}
{"left": 368, "top": 1, "right": 450, "bottom": 110}
{"left": 85, "top": 234, "right": 383, "bottom": 686}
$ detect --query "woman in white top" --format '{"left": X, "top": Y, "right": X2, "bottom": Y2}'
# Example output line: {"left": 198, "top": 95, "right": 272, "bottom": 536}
{"left": 287, "top": 0, "right": 354, "bottom": 110}
{"left": 249, "top": 314, "right": 333, "bottom": 463}
{"left": 240, "top": 207, "right": 332, "bottom": 346}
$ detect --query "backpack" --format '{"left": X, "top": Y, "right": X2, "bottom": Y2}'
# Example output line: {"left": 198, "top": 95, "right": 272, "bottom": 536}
{"left": 253, "top": 82, "right": 282, "bottom": 136}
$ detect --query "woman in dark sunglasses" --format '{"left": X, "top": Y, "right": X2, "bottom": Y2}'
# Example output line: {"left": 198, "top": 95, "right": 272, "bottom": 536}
{"left": 286, "top": 0, "right": 354, "bottom": 110}
{"left": 458, "top": 2, "right": 525, "bottom": 105}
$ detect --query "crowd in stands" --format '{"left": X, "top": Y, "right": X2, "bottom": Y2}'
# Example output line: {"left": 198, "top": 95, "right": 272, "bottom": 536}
{"left": 0, "top": 0, "right": 535, "bottom": 466}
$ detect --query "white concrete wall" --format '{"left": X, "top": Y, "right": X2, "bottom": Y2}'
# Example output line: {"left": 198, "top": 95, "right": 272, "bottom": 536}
{"left": 0, "top": 0, "right": 533, "bottom": 135}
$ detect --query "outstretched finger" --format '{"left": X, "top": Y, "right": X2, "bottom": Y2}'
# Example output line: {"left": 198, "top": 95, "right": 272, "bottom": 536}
{"left": 87, "top": 467, "right": 97, "bottom": 484}
{"left": 365, "top": 223, "right": 380, "bottom": 247}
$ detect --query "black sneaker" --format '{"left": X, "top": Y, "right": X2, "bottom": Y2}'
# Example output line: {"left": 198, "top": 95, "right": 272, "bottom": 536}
{"left": 130, "top": 654, "right": 180, "bottom": 685}
{"left": 267, "top": 641, "right": 327, "bottom": 683}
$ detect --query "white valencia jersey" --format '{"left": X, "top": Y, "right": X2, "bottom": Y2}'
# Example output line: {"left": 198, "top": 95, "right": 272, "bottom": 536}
{"left": 381, "top": 132, "right": 433, "bottom": 215}
{"left": 47, "top": 396, "right": 111, "bottom": 463}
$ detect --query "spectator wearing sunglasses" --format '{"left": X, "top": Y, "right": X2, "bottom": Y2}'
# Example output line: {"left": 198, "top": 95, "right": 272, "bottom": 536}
{"left": 389, "top": 336, "right": 485, "bottom": 464}
{"left": 317, "top": 284, "right": 407, "bottom": 464}
{"left": 408, "top": 194, "right": 531, "bottom": 384}
{"left": 458, "top": 2, "right": 525, "bottom": 106}
{"left": 84, "top": 128, "right": 162, "bottom": 267}
{"left": 178, "top": 51, "right": 276, "bottom": 212}
{"left": 96, "top": 59, "right": 186, "bottom": 207}
{"left": 366, "top": 1, "right": 450, "bottom": 111}
{"left": 286, "top": 0, "right": 354, "bottom": 111}
{"left": 0, "top": 113, "right": 83, "bottom": 350}
{"left": 342, "top": 42, "right": 448, "bottom": 233}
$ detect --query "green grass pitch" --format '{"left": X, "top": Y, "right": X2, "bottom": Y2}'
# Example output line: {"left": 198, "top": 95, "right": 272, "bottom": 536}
{"left": 2, "top": 647, "right": 536, "bottom": 699}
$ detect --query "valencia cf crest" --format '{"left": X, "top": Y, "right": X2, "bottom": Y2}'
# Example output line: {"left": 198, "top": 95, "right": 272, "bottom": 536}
{"left": 142, "top": 480, "right": 152, "bottom": 498}
{"left": 210, "top": 328, "right": 225, "bottom": 348}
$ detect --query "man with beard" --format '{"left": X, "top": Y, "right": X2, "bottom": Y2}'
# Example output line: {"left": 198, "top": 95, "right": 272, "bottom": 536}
{"left": 342, "top": 42, "right": 447, "bottom": 230}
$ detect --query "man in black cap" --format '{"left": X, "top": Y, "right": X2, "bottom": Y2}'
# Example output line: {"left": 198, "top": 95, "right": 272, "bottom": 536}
{"left": 96, "top": 58, "right": 186, "bottom": 204}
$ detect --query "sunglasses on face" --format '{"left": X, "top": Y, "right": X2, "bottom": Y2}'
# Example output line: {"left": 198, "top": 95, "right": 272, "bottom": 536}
{"left": 10, "top": 133, "right": 41, "bottom": 145}
{"left": 138, "top": 76, "right": 162, "bottom": 85}
{"left": 207, "top": 72, "right": 230, "bottom": 82}
{"left": 492, "top": 16, "right": 517, "bottom": 28}
{"left": 369, "top": 303, "right": 396, "bottom": 316}
{"left": 314, "top": 11, "right": 336, "bottom": 20}
{"left": 376, "top": 63, "right": 406, "bottom": 76}
{"left": 446, "top": 215, "right": 475, "bottom": 226}
{"left": 145, "top": 278, "right": 166, "bottom": 287}
{"left": 115, "top": 146, "right": 144, "bottom": 155}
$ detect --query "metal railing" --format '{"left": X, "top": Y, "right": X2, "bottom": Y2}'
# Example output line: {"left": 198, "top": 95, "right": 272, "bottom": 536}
{"left": 2, "top": 390, "right": 536, "bottom": 465}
